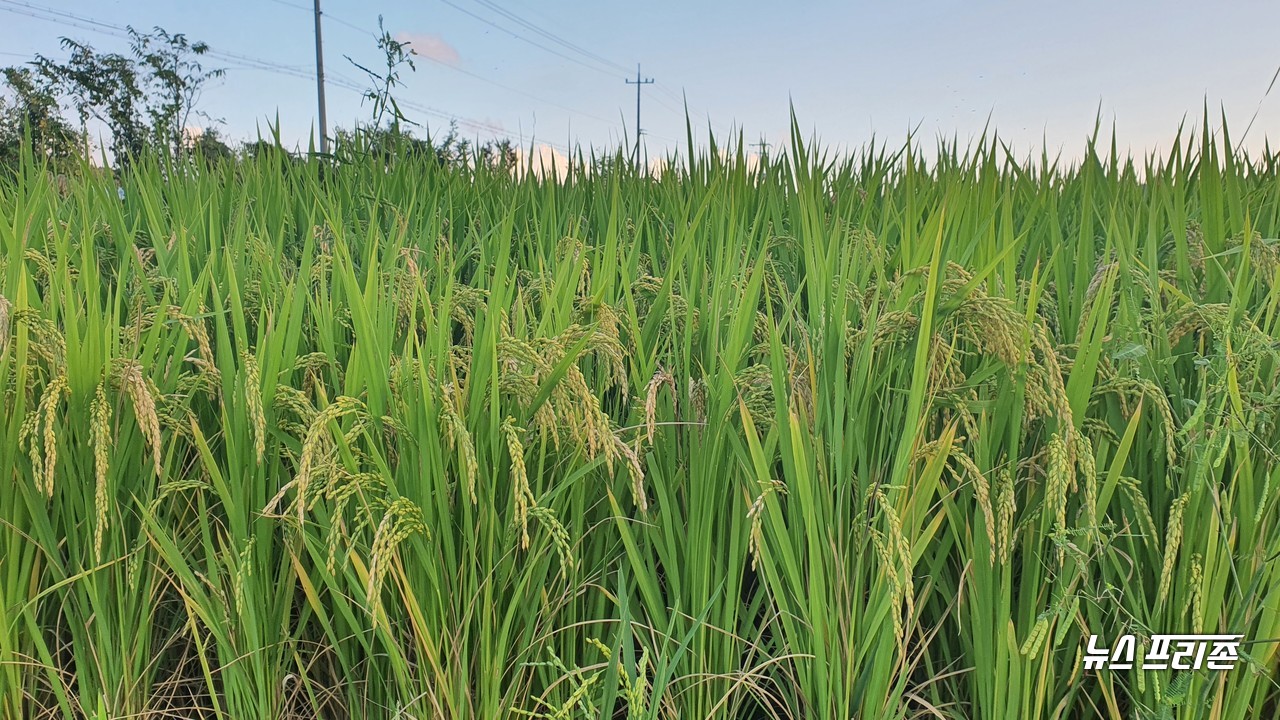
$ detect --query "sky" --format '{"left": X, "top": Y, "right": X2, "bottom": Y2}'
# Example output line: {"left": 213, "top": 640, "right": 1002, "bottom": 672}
{"left": 2, "top": 0, "right": 1279, "bottom": 163}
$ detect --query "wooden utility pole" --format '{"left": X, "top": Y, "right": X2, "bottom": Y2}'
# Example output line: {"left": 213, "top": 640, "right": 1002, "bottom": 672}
{"left": 313, "top": 0, "right": 329, "bottom": 154}
{"left": 625, "top": 64, "right": 653, "bottom": 166}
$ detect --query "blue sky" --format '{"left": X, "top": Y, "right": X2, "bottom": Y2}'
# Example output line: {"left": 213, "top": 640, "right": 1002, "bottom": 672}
{"left": 2, "top": 0, "right": 1279, "bottom": 161}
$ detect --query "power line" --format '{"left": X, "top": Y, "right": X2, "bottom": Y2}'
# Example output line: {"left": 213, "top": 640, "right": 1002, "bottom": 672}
{"left": 264, "top": 0, "right": 310, "bottom": 12}
{"left": 0, "top": 0, "right": 312, "bottom": 74}
{"left": 0, "top": 0, "right": 538, "bottom": 150}
{"left": 650, "top": 82, "right": 732, "bottom": 140}
{"left": 260, "top": 0, "right": 364, "bottom": 36}
{"left": 3, "top": 0, "right": 718, "bottom": 149}
{"left": 470, "top": 0, "right": 631, "bottom": 74}
{"left": 431, "top": 0, "right": 622, "bottom": 79}
{"left": 0, "top": 0, "right": 120, "bottom": 32}
{"left": 255, "top": 0, "right": 621, "bottom": 130}
{"left": 415, "top": 54, "right": 618, "bottom": 126}
{"left": 0, "top": 1, "right": 130, "bottom": 42}
{"left": 265, "top": 0, "right": 367, "bottom": 34}
{"left": 444, "top": 0, "right": 723, "bottom": 141}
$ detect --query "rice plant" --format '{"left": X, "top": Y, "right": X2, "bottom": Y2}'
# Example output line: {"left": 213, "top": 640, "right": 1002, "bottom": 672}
{"left": 1, "top": 120, "right": 1278, "bottom": 718}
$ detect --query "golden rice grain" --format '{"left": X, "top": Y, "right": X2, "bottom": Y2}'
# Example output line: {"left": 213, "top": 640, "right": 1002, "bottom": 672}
{"left": 296, "top": 397, "right": 365, "bottom": 521}
{"left": 503, "top": 417, "right": 534, "bottom": 549}
{"left": 13, "top": 309, "right": 66, "bottom": 368}
{"left": 438, "top": 383, "right": 479, "bottom": 504}
{"left": 1189, "top": 552, "right": 1203, "bottom": 634}
{"left": 1155, "top": 492, "right": 1189, "bottom": 607}
{"left": 1045, "top": 433, "right": 1071, "bottom": 559}
{"left": 92, "top": 381, "right": 111, "bottom": 560}
{"left": 643, "top": 369, "right": 676, "bottom": 444}
{"left": 996, "top": 465, "right": 1016, "bottom": 565}
{"left": 614, "top": 434, "right": 648, "bottom": 512}
{"left": 1076, "top": 432, "right": 1097, "bottom": 535}
{"left": 115, "top": 359, "right": 163, "bottom": 478}
{"left": 529, "top": 505, "right": 575, "bottom": 576}
{"left": 952, "top": 450, "right": 996, "bottom": 564}
{"left": 366, "top": 497, "right": 427, "bottom": 619}
{"left": 241, "top": 351, "right": 266, "bottom": 464}
{"left": 876, "top": 489, "right": 914, "bottom": 647}
{"left": 37, "top": 370, "right": 68, "bottom": 497}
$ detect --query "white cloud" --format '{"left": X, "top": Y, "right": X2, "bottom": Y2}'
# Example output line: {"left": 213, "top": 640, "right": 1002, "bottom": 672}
{"left": 394, "top": 32, "right": 460, "bottom": 66}
{"left": 513, "top": 143, "right": 573, "bottom": 179}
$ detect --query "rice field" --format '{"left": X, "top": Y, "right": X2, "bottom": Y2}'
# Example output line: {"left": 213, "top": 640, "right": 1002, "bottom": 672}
{"left": 1, "top": 126, "right": 1279, "bottom": 719}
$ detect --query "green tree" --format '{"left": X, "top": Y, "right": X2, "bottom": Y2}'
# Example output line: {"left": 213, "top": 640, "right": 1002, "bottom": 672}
{"left": 189, "top": 126, "right": 234, "bottom": 164}
{"left": 128, "top": 27, "right": 224, "bottom": 157}
{"left": 8, "top": 26, "right": 222, "bottom": 167}
{"left": 0, "top": 66, "right": 82, "bottom": 168}
{"left": 32, "top": 39, "right": 147, "bottom": 163}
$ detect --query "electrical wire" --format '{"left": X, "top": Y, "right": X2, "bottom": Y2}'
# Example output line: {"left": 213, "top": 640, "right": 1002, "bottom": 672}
{"left": 431, "top": 0, "right": 622, "bottom": 79}
{"left": 469, "top": 0, "right": 631, "bottom": 74}
{"left": 0, "top": 0, "right": 543, "bottom": 147}
{"left": 256, "top": 0, "right": 619, "bottom": 128}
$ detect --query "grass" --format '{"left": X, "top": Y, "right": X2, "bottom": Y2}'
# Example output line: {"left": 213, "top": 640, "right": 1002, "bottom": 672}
{"left": 1, "top": 120, "right": 1279, "bottom": 719}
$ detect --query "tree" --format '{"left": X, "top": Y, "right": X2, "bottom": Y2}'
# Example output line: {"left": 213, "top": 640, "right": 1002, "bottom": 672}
{"left": 0, "top": 67, "right": 82, "bottom": 168}
{"left": 6, "top": 26, "right": 222, "bottom": 167}
{"left": 242, "top": 138, "right": 295, "bottom": 165}
{"left": 128, "top": 27, "right": 224, "bottom": 157}
{"left": 32, "top": 39, "right": 147, "bottom": 163}
{"left": 477, "top": 137, "right": 517, "bottom": 172}
{"left": 189, "top": 126, "right": 234, "bottom": 164}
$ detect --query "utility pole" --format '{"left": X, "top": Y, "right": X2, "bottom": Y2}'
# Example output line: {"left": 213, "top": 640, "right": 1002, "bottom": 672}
{"left": 313, "top": 0, "right": 329, "bottom": 154}
{"left": 625, "top": 64, "right": 653, "bottom": 167}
